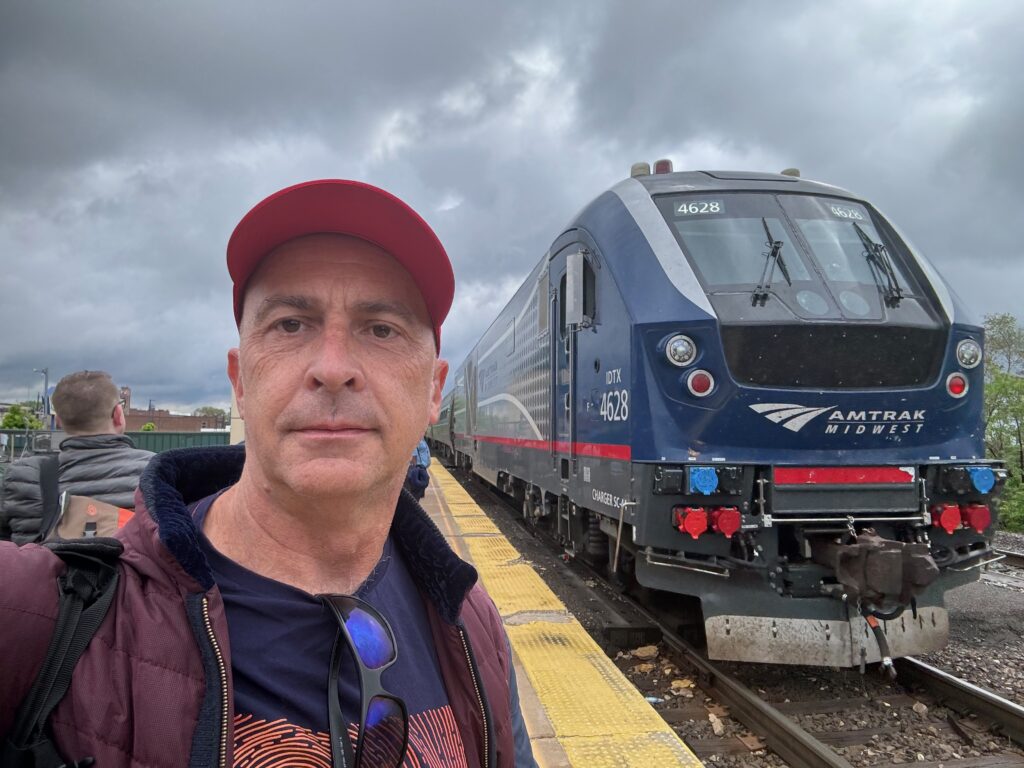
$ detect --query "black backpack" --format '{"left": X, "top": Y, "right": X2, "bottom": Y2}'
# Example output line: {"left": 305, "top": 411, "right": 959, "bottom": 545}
{"left": 1, "top": 538, "right": 123, "bottom": 768}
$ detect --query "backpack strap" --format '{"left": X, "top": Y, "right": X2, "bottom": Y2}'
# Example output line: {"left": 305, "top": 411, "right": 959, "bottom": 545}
{"left": 1, "top": 538, "right": 123, "bottom": 768}
{"left": 36, "top": 454, "right": 61, "bottom": 543}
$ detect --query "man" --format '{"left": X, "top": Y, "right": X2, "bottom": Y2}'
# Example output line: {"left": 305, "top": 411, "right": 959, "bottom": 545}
{"left": 0, "top": 180, "right": 536, "bottom": 768}
{"left": 0, "top": 370, "right": 153, "bottom": 543}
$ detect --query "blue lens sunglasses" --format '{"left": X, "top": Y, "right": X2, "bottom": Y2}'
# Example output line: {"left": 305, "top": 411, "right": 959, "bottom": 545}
{"left": 320, "top": 594, "right": 409, "bottom": 768}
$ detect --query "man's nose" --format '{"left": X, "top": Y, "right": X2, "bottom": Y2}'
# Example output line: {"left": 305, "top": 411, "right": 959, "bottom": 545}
{"left": 306, "top": 329, "right": 365, "bottom": 392}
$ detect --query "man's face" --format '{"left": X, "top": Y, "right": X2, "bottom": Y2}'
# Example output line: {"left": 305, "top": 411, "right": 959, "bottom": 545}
{"left": 228, "top": 234, "right": 448, "bottom": 501}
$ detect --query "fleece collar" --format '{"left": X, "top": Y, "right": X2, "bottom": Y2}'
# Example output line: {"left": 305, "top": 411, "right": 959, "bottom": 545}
{"left": 136, "top": 445, "right": 478, "bottom": 624}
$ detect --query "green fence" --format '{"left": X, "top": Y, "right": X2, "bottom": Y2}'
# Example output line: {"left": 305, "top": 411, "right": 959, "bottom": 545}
{"left": 126, "top": 431, "right": 231, "bottom": 453}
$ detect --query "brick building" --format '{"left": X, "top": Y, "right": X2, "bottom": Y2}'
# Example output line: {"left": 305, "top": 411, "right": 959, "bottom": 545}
{"left": 120, "top": 386, "right": 227, "bottom": 433}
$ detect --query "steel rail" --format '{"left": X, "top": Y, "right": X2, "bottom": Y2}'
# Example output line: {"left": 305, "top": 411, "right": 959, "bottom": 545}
{"left": 624, "top": 601, "right": 854, "bottom": 768}
{"left": 996, "top": 548, "right": 1024, "bottom": 570}
{"left": 896, "top": 656, "right": 1024, "bottom": 748}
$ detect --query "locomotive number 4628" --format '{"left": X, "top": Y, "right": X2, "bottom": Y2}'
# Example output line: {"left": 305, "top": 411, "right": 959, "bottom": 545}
{"left": 600, "top": 389, "right": 629, "bottom": 421}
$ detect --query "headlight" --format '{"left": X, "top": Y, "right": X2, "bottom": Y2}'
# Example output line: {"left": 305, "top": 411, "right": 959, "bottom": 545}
{"left": 666, "top": 334, "right": 697, "bottom": 367}
{"left": 956, "top": 339, "right": 981, "bottom": 369}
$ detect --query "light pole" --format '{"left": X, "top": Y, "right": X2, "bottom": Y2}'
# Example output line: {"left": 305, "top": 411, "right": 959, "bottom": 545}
{"left": 33, "top": 367, "right": 49, "bottom": 422}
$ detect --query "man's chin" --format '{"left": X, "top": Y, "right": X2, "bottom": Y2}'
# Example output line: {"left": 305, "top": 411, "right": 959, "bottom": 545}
{"left": 280, "top": 458, "right": 395, "bottom": 500}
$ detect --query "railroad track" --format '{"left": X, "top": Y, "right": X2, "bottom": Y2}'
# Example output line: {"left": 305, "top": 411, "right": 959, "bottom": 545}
{"left": 981, "top": 549, "right": 1024, "bottom": 589}
{"left": 447, "top": 467, "right": 1024, "bottom": 767}
{"left": 895, "top": 656, "right": 1024, "bottom": 747}
{"left": 627, "top": 601, "right": 856, "bottom": 768}
{"left": 612, "top": 574, "right": 1024, "bottom": 766}
{"left": 997, "top": 549, "right": 1024, "bottom": 570}
{"left": 622, "top": 568, "right": 1024, "bottom": 767}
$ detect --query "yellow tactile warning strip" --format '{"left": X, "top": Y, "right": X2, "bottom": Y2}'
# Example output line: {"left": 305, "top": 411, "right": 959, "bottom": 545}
{"left": 472, "top": 559, "right": 567, "bottom": 617}
{"left": 464, "top": 535, "right": 523, "bottom": 565}
{"left": 426, "top": 462, "right": 702, "bottom": 767}
{"left": 452, "top": 515, "right": 502, "bottom": 535}
{"left": 446, "top": 501, "right": 488, "bottom": 516}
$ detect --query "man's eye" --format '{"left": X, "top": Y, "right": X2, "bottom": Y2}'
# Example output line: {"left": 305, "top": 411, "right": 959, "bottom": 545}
{"left": 371, "top": 324, "right": 394, "bottom": 339}
{"left": 278, "top": 319, "right": 303, "bottom": 333}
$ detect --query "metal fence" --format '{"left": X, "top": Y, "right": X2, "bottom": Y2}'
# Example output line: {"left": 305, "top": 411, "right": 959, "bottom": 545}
{"left": 0, "top": 429, "right": 231, "bottom": 462}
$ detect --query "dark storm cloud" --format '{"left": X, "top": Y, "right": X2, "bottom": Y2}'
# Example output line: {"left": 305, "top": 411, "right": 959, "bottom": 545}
{"left": 0, "top": 1, "right": 567, "bottom": 191}
{"left": 571, "top": 0, "right": 1024, "bottom": 318}
{"left": 0, "top": 0, "right": 580, "bottom": 405}
{"left": 0, "top": 1, "right": 1020, "bottom": 407}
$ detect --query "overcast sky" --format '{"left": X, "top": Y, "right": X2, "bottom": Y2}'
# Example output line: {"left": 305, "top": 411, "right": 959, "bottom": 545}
{"left": 1, "top": 1, "right": 1021, "bottom": 411}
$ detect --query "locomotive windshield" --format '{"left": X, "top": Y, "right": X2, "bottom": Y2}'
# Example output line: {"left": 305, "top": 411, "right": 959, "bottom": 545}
{"left": 655, "top": 192, "right": 936, "bottom": 323}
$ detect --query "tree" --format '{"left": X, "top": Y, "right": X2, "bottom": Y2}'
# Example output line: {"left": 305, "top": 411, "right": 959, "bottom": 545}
{"left": 984, "top": 314, "right": 1024, "bottom": 530}
{"left": 985, "top": 371, "right": 1024, "bottom": 473}
{"left": 984, "top": 313, "right": 1024, "bottom": 376}
{"left": 193, "top": 406, "right": 227, "bottom": 428}
{"left": 140, "top": 422, "right": 157, "bottom": 432}
{"left": 193, "top": 406, "right": 227, "bottom": 419}
{"left": 1, "top": 404, "right": 42, "bottom": 430}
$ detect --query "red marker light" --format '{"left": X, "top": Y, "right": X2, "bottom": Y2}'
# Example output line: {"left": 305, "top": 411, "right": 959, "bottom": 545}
{"left": 932, "top": 503, "right": 962, "bottom": 534}
{"left": 654, "top": 158, "right": 674, "bottom": 174}
{"left": 961, "top": 504, "right": 991, "bottom": 533}
{"left": 711, "top": 507, "right": 741, "bottom": 538}
{"left": 673, "top": 506, "right": 708, "bottom": 539}
{"left": 946, "top": 373, "right": 968, "bottom": 398}
{"left": 687, "top": 370, "right": 715, "bottom": 397}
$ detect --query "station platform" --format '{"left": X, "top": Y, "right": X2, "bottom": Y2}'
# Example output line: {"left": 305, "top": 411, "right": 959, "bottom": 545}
{"left": 423, "top": 461, "right": 702, "bottom": 767}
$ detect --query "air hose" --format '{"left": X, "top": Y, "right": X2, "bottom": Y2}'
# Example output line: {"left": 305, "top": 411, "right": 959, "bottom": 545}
{"left": 863, "top": 610, "right": 897, "bottom": 680}
{"left": 868, "top": 603, "right": 906, "bottom": 622}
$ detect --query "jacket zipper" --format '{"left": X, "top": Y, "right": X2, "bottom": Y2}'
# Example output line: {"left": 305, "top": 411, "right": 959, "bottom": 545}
{"left": 202, "top": 596, "right": 229, "bottom": 768}
{"left": 458, "top": 625, "right": 489, "bottom": 768}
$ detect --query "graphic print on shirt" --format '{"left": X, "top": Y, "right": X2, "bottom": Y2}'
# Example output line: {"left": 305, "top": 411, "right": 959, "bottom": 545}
{"left": 232, "top": 707, "right": 467, "bottom": 768}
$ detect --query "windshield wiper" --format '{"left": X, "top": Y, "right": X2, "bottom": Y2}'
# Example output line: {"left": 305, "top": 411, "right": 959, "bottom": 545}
{"left": 852, "top": 222, "right": 903, "bottom": 307}
{"left": 752, "top": 218, "right": 792, "bottom": 306}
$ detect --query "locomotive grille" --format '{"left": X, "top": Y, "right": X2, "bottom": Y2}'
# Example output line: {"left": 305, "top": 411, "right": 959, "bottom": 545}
{"left": 720, "top": 324, "right": 947, "bottom": 388}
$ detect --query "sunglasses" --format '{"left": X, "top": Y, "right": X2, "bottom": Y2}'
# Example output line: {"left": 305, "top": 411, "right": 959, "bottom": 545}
{"left": 321, "top": 594, "right": 409, "bottom": 768}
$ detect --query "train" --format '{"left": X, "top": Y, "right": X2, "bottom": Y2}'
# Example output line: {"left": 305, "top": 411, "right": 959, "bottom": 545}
{"left": 427, "top": 162, "right": 1007, "bottom": 669}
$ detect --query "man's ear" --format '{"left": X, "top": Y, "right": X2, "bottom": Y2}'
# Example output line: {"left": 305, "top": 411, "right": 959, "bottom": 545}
{"left": 111, "top": 406, "right": 126, "bottom": 433}
{"left": 428, "top": 358, "right": 449, "bottom": 424}
{"left": 228, "top": 348, "right": 244, "bottom": 419}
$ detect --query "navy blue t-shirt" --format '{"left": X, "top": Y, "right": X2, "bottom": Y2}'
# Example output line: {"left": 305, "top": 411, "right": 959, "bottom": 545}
{"left": 192, "top": 494, "right": 468, "bottom": 767}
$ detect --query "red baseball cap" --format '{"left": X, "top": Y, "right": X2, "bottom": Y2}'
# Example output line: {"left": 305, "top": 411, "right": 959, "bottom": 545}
{"left": 227, "top": 179, "right": 454, "bottom": 349}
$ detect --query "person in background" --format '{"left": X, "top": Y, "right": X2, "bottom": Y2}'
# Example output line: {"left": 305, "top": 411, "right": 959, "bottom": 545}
{"left": 0, "top": 370, "right": 153, "bottom": 543}
{"left": 406, "top": 437, "right": 431, "bottom": 500}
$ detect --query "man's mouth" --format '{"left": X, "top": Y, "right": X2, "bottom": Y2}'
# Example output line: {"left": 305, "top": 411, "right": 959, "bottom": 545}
{"left": 294, "top": 423, "right": 373, "bottom": 437}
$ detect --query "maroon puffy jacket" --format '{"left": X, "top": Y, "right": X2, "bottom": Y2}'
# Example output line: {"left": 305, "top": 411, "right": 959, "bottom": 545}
{"left": 0, "top": 446, "right": 516, "bottom": 767}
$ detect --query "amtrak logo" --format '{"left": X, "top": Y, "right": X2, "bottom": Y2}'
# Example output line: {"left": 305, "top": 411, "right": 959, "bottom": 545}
{"left": 751, "top": 403, "right": 928, "bottom": 436}
{"left": 749, "top": 403, "right": 837, "bottom": 432}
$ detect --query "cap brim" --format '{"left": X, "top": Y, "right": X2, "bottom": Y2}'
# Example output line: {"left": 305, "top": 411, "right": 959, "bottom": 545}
{"left": 227, "top": 179, "right": 453, "bottom": 347}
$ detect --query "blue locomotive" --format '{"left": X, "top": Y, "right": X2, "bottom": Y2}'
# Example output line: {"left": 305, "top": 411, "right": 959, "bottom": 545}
{"left": 428, "top": 163, "right": 1006, "bottom": 668}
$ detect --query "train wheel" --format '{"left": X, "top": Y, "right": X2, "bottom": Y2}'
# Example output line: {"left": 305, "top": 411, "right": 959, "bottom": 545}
{"left": 583, "top": 513, "right": 607, "bottom": 565}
